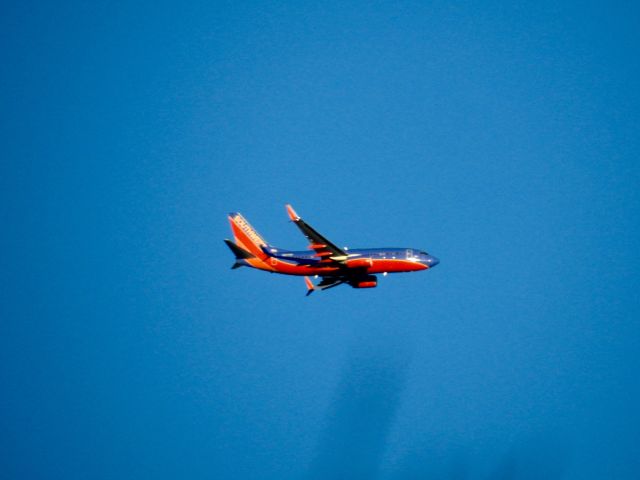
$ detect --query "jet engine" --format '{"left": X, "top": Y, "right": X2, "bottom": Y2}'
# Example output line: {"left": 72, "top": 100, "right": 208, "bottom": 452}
{"left": 350, "top": 275, "right": 377, "bottom": 288}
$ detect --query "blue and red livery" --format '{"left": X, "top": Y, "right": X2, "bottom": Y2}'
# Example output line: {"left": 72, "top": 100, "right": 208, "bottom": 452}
{"left": 224, "top": 205, "right": 439, "bottom": 295}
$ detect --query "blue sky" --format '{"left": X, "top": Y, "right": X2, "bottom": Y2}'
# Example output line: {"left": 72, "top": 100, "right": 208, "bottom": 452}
{"left": 2, "top": 1, "right": 639, "bottom": 478}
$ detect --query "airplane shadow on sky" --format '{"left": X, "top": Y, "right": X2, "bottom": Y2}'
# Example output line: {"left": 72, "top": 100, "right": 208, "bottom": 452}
{"left": 307, "top": 344, "right": 409, "bottom": 480}
{"left": 306, "top": 342, "right": 569, "bottom": 480}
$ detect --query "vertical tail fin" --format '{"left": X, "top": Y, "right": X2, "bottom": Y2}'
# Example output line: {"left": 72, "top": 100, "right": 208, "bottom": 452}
{"left": 228, "top": 212, "right": 269, "bottom": 259}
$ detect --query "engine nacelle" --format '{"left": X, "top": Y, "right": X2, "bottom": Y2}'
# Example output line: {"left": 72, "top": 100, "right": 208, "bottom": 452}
{"left": 351, "top": 275, "right": 377, "bottom": 288}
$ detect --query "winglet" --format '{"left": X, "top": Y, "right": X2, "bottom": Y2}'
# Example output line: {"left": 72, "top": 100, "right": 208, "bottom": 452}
{"left": 304, "top": 276, "right": 315, "bottom": 296}
{"left": 285, "top": 204, "right": 300, "bottom": 221}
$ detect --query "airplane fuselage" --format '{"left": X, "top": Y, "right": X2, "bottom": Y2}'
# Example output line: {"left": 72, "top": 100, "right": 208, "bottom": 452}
{"left": 254, "top": 247, "right": 439, "bottom": 276}
{"left": 225, "top": 205, "right": 439, "bottom": 293}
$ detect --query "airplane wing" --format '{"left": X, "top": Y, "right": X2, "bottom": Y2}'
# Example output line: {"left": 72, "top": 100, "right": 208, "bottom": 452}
{"left": 304, "top": 272, "right": 375, "bottom": 295}
{"left": 316, "top": 276, "right": 347, "bottom": 290}
{"left": 285, "top": 204, "right": 348, "bottom": 263}
{"left": 304, "top": 276, "right": 346, "bottom": 296}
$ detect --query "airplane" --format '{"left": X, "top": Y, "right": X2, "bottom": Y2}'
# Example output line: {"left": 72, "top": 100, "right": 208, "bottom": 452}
{"left": 224, "top": 204, "right": 439, "bottom": 295}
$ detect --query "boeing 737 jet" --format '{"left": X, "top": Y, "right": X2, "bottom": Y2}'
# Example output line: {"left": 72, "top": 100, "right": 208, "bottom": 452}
{"left": 224, "top": 205, "right": 439, "bottom": 295}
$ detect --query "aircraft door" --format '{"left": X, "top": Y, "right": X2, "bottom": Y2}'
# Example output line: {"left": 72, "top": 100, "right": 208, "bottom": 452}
{"left": 407, "top": 249, "right": 413, "bottom": 259}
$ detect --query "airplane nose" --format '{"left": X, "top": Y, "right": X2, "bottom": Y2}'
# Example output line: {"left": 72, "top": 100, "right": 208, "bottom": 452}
{"left": 425, "top": 255, "right": 440, "bottom": 268}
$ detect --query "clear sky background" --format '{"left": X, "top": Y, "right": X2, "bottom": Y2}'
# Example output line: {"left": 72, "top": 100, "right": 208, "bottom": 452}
{"left": 2, "top": 1, "right": 639, "bottom": 479}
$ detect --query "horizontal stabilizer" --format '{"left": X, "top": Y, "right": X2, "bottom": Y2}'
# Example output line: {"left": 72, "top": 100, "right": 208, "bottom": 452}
{"left": 224, "top": 239, "right": 255, "bottom": 260}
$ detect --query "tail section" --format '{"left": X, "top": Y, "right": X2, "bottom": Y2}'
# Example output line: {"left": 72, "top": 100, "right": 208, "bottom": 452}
{"left": 228, "top": 212, "right": 269, "bottom": 260}
{"left": 224, "top": 239, "right": 255, "bottom": 269}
